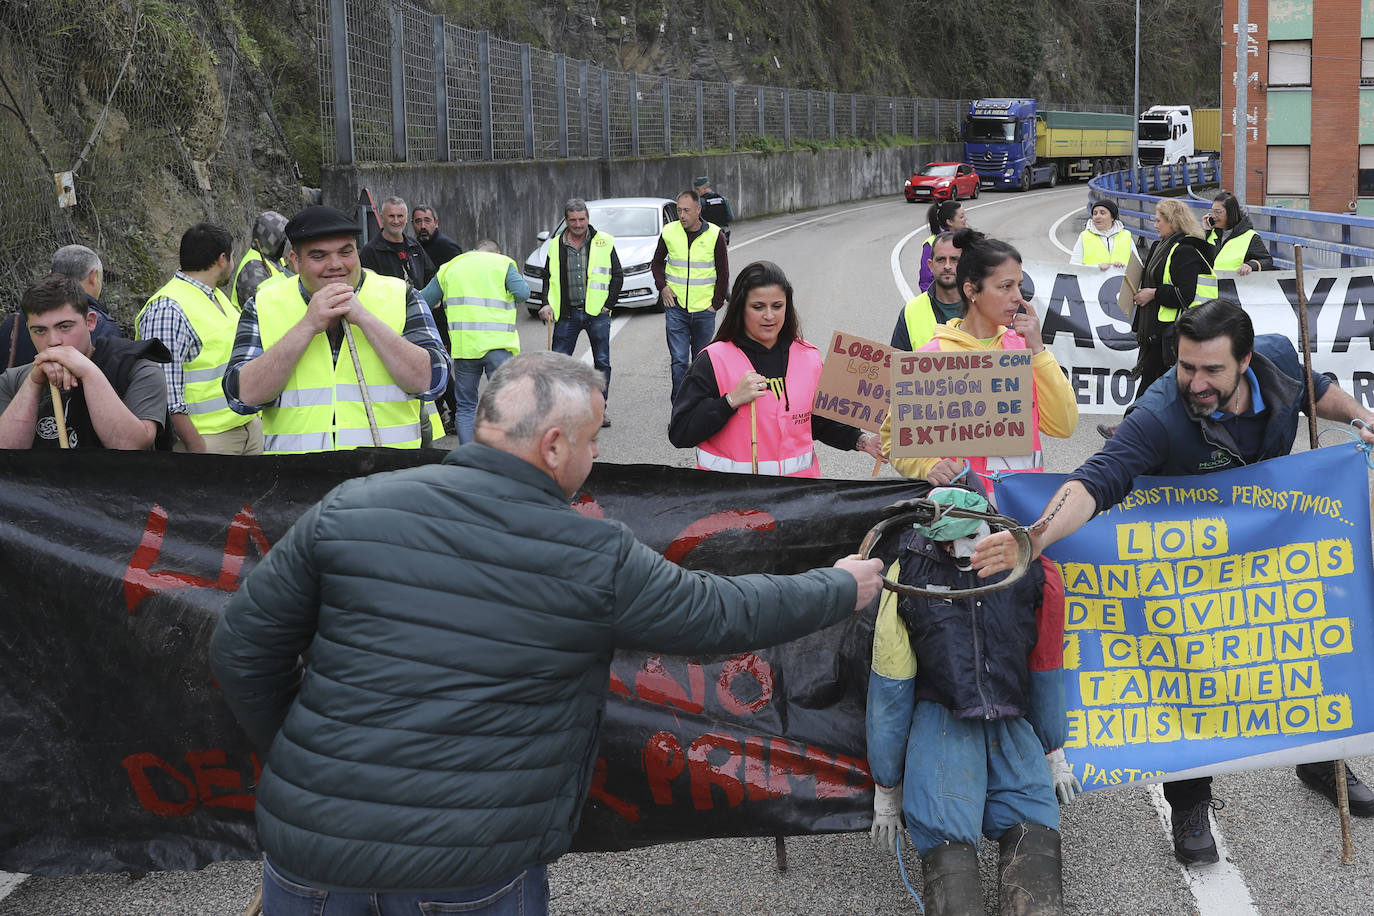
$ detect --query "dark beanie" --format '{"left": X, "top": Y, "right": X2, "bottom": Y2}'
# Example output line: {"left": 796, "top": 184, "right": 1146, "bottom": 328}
{"left": 1090, "top": 198, "right": 1119, "bottom": 221}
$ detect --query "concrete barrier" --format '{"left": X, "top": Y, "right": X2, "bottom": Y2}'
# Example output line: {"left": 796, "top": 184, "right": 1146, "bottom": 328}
{"left": 322, "top": 143, "right": 963, "bottom": 266}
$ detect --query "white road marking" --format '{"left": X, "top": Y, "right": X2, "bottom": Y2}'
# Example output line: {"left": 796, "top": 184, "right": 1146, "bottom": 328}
{"left": 592, "top": 198, "right": 900, "bottom": 358}
{"left": 1147, "top": 784, "right": 1260, "bottom": 916}
{"left": 1048, "top": 205, "right": 1083, "bottom": 256}
{"left": 888, "top": 198, "right": 1006, "bottom": 304}
{"left": 0, "top": 871, "right": 26, "bottom": 902}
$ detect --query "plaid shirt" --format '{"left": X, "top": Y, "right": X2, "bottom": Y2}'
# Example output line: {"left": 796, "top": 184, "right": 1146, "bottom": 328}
{"left": 223, "top": 271, "right": 450, "bottom": 415}
{"left": 136, "top": 272, "right": 227, "bottom": 415}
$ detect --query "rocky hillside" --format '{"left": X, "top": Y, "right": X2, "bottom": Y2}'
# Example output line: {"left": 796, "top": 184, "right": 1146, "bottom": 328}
{"left": 0, "top": 0, "right": 1220, "bottom": 326}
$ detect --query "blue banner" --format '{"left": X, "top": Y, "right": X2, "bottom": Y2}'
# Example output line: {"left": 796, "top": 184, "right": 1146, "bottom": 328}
{"left": 996, "top": 446, "right": 1374, "bottom": 790}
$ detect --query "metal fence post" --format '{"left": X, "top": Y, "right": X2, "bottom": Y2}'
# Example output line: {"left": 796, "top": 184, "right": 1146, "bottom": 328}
{"left": 389, "top": 5, "right": 406, "bottom": 162}
{"left": 521, "top": 44, "right": 535, "bottom": 159}
{"left": 850, "top": 94, "right": 857, "bottom": 137}
{"left": 432, "top": 15, "right": 449, "bottom": 162}
{"left": 328, "top": 0, "right": 353, "bottom": 165}
{"left": 580, "top": 61, "right": 590, "bottom": 157}
{"left": 757, "top": 86, "right": 765, "bottom": 138}
{"left": 872, "top": 99, "right": 878, "bottom": 139}
{"left": 828, "top": 92, "right": 834, "bottom": 141}
{"left": 600, "top": 69, "right": 610, "bottom": 156}
{"left": 695, "top": 81, "right": 704, "bottom": 151}
{"left": 663, "top": 78, "right": 671, "bottom": 153}
{"left": 556, "top": 53, "right": 568, "bottom": 158}
{"left": 728, "top": 83, "right": 736, "bottom": 150}
{"left": 806, "top": 90, "right": 814, "bottom": 140}
{"left": 890, "top": 98, "right": 897, "bottom": 137}
{"left": 782, "top": 88, "right": 791, "bottom": 148}
{"left": 630, "top": 73, "right": 640, "bottom": 156}
{"left": 912, "top": 98, "right": 919, "bottom": 140}
{"left": 477, "top": 31, "right": 493, "bottom": 160}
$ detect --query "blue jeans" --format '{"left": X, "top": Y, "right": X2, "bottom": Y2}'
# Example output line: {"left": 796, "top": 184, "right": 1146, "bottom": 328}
{"left": 665, "top": 305, "right": 716, "bottom": 402}
{"left": 261, "top": 857, "right": 549, "bottom": 915}
{"left": 452, "top": 349, "right": 513, "bottom": 444}
{"left": 901, "top": 701, "right": 1059, "bottom": 856}
{"left": 550, "top": 308, "right": 611, "bottom": 401}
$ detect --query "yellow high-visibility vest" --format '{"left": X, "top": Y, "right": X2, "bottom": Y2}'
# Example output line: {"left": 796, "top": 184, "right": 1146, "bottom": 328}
{"left": 1158, "top": 244, "right": 1218, "bottom": 323}
{"left": 1078, "top": 229, "right": 1134, "bottom": 266}
{"left": 661, "top": 220, "right": 721, "bottom": 312}
{"left": 254, "top": 272, "right": 423, "bottom": 453}
{"left": 438, "top": 251, "right": 520, "bottom": 359}
{"left": 546, "top": 231, "right": 616, "bottom": 320}
{"left": 230, "top": 249, "right": 287, "bottom": 309}
{"left": 1207, "top": 228, "right": 1261, "bottom": 272}
{"left": 137, "top": 276, "right": 246, "bottom": 435}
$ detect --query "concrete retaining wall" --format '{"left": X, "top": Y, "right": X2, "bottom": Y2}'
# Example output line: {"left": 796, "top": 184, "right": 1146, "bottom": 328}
{"left": 322, "top": 142, "right": 963, "bottom": 264}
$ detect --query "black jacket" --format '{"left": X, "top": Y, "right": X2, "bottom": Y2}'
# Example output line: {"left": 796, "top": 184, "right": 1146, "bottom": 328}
{"left": 543, "top": 226, "right": 624, "bottom": 312}
{"left": 896, "top": 528, "right": 1047, "bottom": 719}
{"left": 360, "top": 233, "right": 437, "bottom": 288}
{"left": 1134, "top": 232, "right": 1214, "bottom": 345}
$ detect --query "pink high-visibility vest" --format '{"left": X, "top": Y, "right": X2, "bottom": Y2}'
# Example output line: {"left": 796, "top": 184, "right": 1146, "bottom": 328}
{"left": 696, "top": 339, "right": 822, "bottom": 478}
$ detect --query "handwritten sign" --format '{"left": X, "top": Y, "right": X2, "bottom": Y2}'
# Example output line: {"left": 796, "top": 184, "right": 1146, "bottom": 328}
{"left": 888, "top": 349, "right": 1034, "bottom": 458}
{"left": 812, "top": 331, "right": 893, "bottom": 432}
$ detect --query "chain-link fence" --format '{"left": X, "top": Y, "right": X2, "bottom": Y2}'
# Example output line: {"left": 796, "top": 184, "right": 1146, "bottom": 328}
{"left": 320, "top": 0, "right": 1132, "bottom": 167}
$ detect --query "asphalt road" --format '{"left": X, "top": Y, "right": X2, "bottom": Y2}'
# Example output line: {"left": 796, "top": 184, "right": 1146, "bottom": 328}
{"left": 5, "top": 186, "right": 1374, "bottom": 915}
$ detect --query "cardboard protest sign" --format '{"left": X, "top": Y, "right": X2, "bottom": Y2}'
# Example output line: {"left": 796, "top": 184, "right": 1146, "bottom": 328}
{"left": 888, "top": 349, "right": 1034, "bottom": 459}
{"left": 1118, "top": 246, "right": 1143, "bottom": 322}
{"left": 812, "top": 331, "right": 894, "bottom": 432}
{"left": 996, "top": 446, "right": 1374, "bottom": 790}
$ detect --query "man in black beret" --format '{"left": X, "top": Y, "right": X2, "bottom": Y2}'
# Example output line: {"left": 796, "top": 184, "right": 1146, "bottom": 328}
{"left": 221, "top": 205, "right": 450, "bottom": 453}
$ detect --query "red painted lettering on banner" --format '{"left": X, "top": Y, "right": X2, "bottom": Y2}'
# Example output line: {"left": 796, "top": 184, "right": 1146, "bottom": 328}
{"left": 717, "top": 654, "right": 773, "bottom": 715}
{"left": 186, "top": 749, "right": 254, "bottom": 810}
{"left": 588, "top": 756, "right": 639, "bottom": 823}
{"left": 643, "top": 731, "right": 686, "bottom": 806}
{"left": 123, "top": 504, "right": 271, "bottom": 613}
{"left": 763, "top": 739, "right": 872, "bottom": 799}
{"left": 664, "top": 510, "right": 776, "bottom": 565}
{"left": 635, "top": 656, "right": 705, "bottom": 715}
{"left": 121, "top": 749, "right": 260, "bottom": 817}
{"left": 743, "top": 736, "right": 786, "bottom": 801}
{"left": 571, "top": 494, "right": 604, "bottom": 518}
{"left": 687, "top": 732, "right": 745, "bottom": 810}
{"left": 121, "top": 752, "right": 197, "bottom": 817}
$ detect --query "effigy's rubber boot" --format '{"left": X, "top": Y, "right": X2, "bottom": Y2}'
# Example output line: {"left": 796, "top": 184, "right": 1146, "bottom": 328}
{"left": 997, "top": 823, "right": 1063, "bottom": 916}
{"left": 921, "top": 841, "right": 983, "bottom": 916}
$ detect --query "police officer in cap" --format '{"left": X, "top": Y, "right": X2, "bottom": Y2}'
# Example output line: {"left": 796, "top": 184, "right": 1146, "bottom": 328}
{"left": 222, "top": 205, "right": 450, "bottom": 454}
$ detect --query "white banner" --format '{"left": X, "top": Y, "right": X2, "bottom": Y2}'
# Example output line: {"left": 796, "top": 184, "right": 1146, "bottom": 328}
{"left": 1021, "top": 261, "right": 1374, "bottom": 414}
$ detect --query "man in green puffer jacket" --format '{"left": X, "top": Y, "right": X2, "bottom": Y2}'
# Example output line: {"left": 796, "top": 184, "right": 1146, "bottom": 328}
{"left": 210, "top": 349, "right": 883, "bottom": 914}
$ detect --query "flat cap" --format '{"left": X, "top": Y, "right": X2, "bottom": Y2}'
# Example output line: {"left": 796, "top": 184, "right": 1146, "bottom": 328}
{"left": 285, "top": 205, "right": 361, "bottom": 244}
{"left": 693, "top": 176, "right": 709, "bottom": 187}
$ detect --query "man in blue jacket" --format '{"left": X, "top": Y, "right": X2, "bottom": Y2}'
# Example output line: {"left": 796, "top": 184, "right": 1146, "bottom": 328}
{"left": 210, "top": 350, "right": 882, "bottom": 914}
{"left": 971, "top": 299, "right": 1374, "bottom": 867}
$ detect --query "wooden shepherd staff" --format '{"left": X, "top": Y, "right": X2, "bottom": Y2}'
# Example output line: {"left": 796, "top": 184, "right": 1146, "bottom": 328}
{"left": 49, "top": 382, "right": 69, "bottom": 448}
{"left": 1295, "top": 244, "right": 1355, "bottom": 865}
{"left": 341, "top": 317, "right": 382, "bottom": 447}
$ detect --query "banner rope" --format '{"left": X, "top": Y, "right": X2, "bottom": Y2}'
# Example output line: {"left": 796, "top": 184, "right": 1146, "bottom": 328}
{"left": 1316, "top": 419, "right": 1374, "bottom": 469}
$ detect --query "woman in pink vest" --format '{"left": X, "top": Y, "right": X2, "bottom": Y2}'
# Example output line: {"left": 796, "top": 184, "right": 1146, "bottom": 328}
{"left": 883, "top": 229, "right": 1078, "bottom": 490}
{"left": 669, "top": 260, "right": 884, "bottom": 477}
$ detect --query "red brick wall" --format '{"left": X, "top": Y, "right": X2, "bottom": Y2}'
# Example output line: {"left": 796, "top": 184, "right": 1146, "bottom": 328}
{"left": 1312, "top": 4, "right": 1360, "bottom": 212}
{"left": 1221, "top": 0, "right": 1268, "bottom": 205}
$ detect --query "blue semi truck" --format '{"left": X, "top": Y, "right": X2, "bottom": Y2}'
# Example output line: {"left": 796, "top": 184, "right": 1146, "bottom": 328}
{"left": 963, "top": 98, "right": 1135, "bottom": 191}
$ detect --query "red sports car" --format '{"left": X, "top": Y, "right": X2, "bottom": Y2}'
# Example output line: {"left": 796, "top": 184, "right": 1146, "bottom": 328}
{"left": 904, "top": 162, "right": 980, "bottom": 202}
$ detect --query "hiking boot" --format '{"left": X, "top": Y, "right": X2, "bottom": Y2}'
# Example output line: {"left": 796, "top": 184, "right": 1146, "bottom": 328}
{"left": 997, "top": 824, "right": 1063, "bottom": 915}
{"left": 1296, "top": 761, "right": 1374, "bottom": 817}
{"left": 922, "top": 841, "right": 982, "bottom": 916}
{"left": 1170, "top": 797, "right": 1223, "bottom": 865}
{"left": 1095, "top": 423, "right": 1117, "bottom": 440}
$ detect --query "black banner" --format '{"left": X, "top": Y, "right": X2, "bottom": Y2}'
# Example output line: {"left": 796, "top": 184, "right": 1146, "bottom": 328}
{"left": 0, "top": 448, "right": 921, "bottom": 875}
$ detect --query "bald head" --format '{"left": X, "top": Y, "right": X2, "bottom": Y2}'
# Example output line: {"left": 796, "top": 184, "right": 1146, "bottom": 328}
{"left": 474, "top": 352, "right": 607, "bottom": 495}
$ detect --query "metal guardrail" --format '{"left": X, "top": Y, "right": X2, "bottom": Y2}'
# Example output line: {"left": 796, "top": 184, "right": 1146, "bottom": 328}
{"left": 1089, "top": 163, "right": 1374, "bottom": 270}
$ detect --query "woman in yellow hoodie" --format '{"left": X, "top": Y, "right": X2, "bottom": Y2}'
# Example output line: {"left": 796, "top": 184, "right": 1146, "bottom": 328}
{"left": 881, "top": 229, "right": 1078, "bottom": 489}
